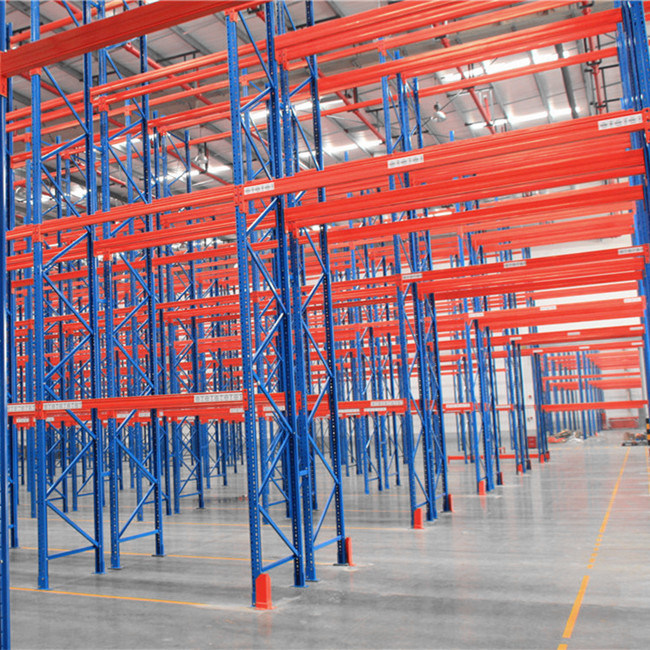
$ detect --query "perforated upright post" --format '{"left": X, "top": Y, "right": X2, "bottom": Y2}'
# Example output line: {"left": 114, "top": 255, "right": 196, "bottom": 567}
{"left": 617, "top": 1, "right": 650, "bottom": 416}
{"left": 0, "top": 2, "right": 10, "bottom": 644}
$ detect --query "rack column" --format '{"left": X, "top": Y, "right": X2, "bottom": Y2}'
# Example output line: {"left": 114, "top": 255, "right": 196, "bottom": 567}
{"left": 0, "top": 0, "right": 10, "bottom": 643}
{"left": 617, "top": 0, "right": 650, "bottom": 414}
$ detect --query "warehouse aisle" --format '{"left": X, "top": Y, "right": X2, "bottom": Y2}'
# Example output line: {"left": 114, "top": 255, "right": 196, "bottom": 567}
{"left": 9, "top": 431, "right": 650, "bottom": 649}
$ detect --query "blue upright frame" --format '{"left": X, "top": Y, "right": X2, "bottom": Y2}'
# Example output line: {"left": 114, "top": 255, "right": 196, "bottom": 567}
{"left": 0, "top": 2, "right": 11, "bottom": 644}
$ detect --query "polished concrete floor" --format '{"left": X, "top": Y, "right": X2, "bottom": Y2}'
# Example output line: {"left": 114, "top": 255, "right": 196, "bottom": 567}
{"left": 7, "top": 430, "right": 650, "bottom": 649}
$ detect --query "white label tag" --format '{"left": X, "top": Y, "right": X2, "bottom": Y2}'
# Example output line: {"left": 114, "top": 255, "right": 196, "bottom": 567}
{"left": 598, "top": 113, "right": 643, "bottom": 130}
{"left": 138, "top": 411, "right": 149, "bottom": 417}
{"left": 15, "top": 417, "right": 30, "bottom": 424}
{"left": 403, "top": 272, "right": 422, "bottom": 282}
{"left": 370, "top": 400, "right": 402, "bottom": 408}
{"left": 340, "top": 408, "right": 361, "bottom": 415}
{"left": 539, "top": 305, "right": 557, "bottom": 311}
{"left": 504, "top": 260, "right": 526, "bottom": 268}
{"left": 194, "top": 392, "right": 243, "bottom": 403}
{"left": 618, "top": 246, "right": 644, "bottom": 255}
{"left": 43, "top": 400, "right": 82, "bottom": 411}
{"left": 387, "top": 153, "right": 424, "bottom": 169}
{"left": 8, "top": 403, "right": 35, "bottom": 413}
{"left": 243, "top": 182, "right": 274, "bottom": 196}
{"left": 624, "top": 297, "right": 642, "bottom": 303}
{"left": 568, "top": 331, "right": 581, "bottom": 336}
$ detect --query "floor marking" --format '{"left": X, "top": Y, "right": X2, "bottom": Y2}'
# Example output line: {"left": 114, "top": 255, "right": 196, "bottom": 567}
{"left": 561, "top": 575, "right": 590, "bottom": 640}
{"left": 125, "top": 551, "right": 249, "bottom": 562}
{"left": 558, "top": 448, "right": 629, "bottom": 647}
{"left": 19, "top": 517, "right": 250, "bottom": 528}
{"left": 20, "top": 547, "right": 332, "bottom": 565}
{"left": 10, "top": 586, "right": 211, "bottom": 609}
{"left": 20, "top": 517, "right": 404, "bottom": 533}
{"left": 120, "top": 551, "right": 329, "bottom": 566}
{"left": 598, "top": 449, "right": 629, "bottom": 536}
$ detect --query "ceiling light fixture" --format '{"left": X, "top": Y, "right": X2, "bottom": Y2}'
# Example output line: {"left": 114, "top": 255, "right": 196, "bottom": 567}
{"left": 433, "top": 103, "right": 447, "bottom": 122}
{"left": 193, "top": 143, "right": 208, "bottom": 172}
{"left": 207, "top": 164, "right": 230, "bottom": 175}
{"left": 324, "top": 143, "right": 357, "bottom": 155}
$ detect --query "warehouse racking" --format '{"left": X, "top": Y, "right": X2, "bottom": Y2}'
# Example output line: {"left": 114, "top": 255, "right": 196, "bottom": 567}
{"left": 1, "top": 1, "right": 650, "bottom": 647}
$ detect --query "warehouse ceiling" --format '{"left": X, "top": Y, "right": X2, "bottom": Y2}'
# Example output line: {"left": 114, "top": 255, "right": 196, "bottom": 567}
{"left": 4, "top": 1, "right": 623, "bottom": 197}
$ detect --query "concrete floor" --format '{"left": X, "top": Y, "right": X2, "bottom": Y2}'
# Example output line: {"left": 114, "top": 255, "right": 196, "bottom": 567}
{"left": 7, "top": 430, "right": 650, "bottom": 649}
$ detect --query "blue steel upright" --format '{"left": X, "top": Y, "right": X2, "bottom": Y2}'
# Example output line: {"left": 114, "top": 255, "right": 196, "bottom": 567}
{"left": 617, "top": 1, "right": 650, "bottom": 414}
{"left": 379, "top": 48, "right": 449, "bottom": 521}
{"left": 0, "top": 2, "right": 10, "bottom": 644}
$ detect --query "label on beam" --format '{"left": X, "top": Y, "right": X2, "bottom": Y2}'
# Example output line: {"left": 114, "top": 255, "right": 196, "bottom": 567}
{"left": 403, "top": 272, "right": 422, "bottom": 282}
{"left": 43, "top": 400, "right": 82, "bottom": 411}
{"left": 624, "top": 297, "right": 642, "bottom": 303}
{"left": 598, "top": 113, "right": 643, "bottom": 130}
{"left": 370, "top": 400, "right": 403, "bottom": 408}
{"left": 387, "top": 154, "right": 424, "bottom": 169}
{"left": 8, "top": 403, "right": 35, "bottom": 413}
{"left": 244, "top": 182, "right": 275, "bottom": 196}
{"left": 194, "top": 392, "right": 243, "bottom": 403}
{"left": 504, "top": 260, "right": 526, "bottom": 268}
{"left": 539, "top": 305, "right": 557, "bottom": 311}
{"left": 618, "top": 246, "right": 644, "bottom": 255}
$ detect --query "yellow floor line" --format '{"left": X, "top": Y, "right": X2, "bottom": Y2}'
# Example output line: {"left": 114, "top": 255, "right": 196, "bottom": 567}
{"left": 10, "top": 586, "right": 211, "bottom": 608}
{"left": 19, "top": 547, "right": 333, "bottom": 566}
{"left": 558, "top": 448, "right": 629, "bottom": 646}
{"left": 561, "top": 575, "right": 590, "bottom": 640}
{"left": 130, "top": 551, "right": 248, "bottom": 561}
{"left": 599, "top": 449, "right": 629, "bottom": 535}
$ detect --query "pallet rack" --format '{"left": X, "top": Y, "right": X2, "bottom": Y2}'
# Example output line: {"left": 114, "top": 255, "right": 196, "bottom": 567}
{"left": 2, "top": 1, "right": 650, "bottom": 647}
